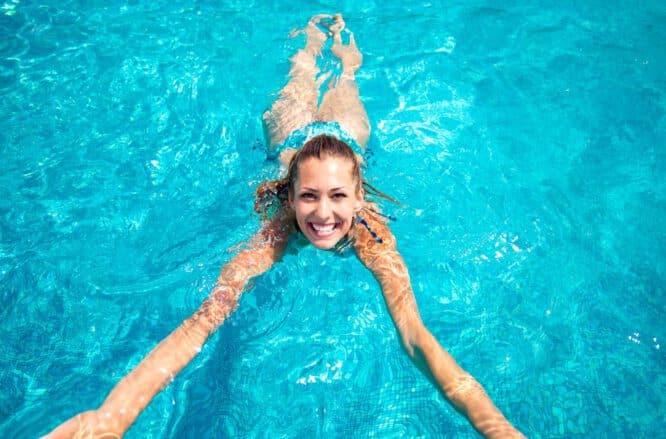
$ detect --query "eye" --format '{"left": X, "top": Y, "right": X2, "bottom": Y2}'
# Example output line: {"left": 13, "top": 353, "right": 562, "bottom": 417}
{"left": 300, "top": 192, "right": 316, "bottom": 200}
{"left": 333, "top": 192, "right": 348, "bottom": 199}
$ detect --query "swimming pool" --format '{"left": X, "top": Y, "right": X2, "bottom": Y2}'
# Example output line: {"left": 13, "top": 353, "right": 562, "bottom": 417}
{"left": 1, "top": 0, "right": 664, "bottom": 437}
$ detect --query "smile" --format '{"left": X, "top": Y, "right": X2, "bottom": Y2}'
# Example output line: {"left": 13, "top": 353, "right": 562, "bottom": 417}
{"left": 308, "top": 222, "right": 340, "bottom": 238}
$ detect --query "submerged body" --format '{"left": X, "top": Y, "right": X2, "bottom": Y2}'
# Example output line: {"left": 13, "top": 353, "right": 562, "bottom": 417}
{"left": 47, "top": 15, "right": 524, "bottom": 438}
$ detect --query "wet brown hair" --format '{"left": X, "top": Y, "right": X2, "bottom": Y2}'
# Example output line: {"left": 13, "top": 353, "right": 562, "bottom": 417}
{"left": 255, "top": 135, "right": 398, "bottom": 219}
{"left": 286, "top": 134, "right": 362, "bottom": 196}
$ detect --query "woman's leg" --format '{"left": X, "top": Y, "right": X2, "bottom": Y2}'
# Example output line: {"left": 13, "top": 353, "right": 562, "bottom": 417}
{"left": 315, "top": 23, "right": 371, "bottom": 149}
{"left": 262, "top": 15, "right": 331, "bottom": 151}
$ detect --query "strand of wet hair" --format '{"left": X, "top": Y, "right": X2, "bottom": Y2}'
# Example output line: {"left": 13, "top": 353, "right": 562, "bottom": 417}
{"left": 362, "top": 180, "right": 403, "bottom": 206}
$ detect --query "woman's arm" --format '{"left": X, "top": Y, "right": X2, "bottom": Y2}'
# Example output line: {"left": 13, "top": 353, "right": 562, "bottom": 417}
{"left": 46, "top": 212, "right": 293, "bottom": 438}
{"left": 353, "top": 212, "right": 524, "bottom": 438}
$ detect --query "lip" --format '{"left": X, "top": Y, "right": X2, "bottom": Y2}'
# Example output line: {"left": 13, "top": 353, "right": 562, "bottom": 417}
{"left": 307, "top": 221, "right": 340, "bottom": 238}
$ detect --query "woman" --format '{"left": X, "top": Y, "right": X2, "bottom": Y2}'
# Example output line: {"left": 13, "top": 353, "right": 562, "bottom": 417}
{"left": 47, "top": 15, "right": 524, "bottom": 438}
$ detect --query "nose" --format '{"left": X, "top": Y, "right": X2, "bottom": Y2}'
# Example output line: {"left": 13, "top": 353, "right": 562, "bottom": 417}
{"left": 314, "top": 198, "right": 332, "bottom": 219}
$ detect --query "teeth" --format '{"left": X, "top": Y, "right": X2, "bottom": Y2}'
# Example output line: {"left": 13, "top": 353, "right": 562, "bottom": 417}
{"left": 312, "top": 223, "right": 335, "bottom": 232}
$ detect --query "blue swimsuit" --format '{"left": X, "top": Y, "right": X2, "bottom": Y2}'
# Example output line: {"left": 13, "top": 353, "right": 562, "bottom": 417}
{"left": 269, "top": 121, "right": 363, "bottom": 159}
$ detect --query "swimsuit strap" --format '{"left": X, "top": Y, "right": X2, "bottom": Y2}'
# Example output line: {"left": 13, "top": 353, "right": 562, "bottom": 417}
{"left": 355, "top": 213, "right": 383, "bottom": 244}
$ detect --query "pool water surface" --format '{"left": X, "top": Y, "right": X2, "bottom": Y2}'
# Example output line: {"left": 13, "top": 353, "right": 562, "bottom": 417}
{"left": 0, "top": 1, "right": 664, "bottom": 437}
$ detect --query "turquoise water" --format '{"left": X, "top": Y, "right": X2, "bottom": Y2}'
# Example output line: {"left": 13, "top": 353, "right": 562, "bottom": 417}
{"left": 1, "top": 1, "right": 664, "bottom": 437}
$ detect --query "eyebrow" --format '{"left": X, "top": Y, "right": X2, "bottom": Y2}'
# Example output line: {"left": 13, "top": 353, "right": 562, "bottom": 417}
{"left": 300, "top": 186, "right": 348, "bottom": 192}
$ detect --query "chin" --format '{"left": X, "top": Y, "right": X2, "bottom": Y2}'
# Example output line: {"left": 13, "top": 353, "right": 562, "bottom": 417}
{"left": 309, "top": 238, "right": 339, "bottom": 250}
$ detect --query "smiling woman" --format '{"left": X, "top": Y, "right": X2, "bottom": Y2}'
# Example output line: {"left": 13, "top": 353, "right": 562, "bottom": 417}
{"left": 45, "top": 14, "right": 524, "bottom": 438}
{"left": 290, "top": 151, "right": 363, "bottom": 249}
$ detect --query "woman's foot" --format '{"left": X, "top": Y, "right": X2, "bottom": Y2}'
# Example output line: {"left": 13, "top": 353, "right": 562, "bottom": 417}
{"left": 332, "top": 29, "right": 362, "bottom": 76}
{"left": 307, "top": 13, "right": 345, "bottom": 36}
{"left": 289, "top": 14, "right": 333, "bottom": 56}
{"left": 326, "top": 13, "right": 346, "bottom": 35}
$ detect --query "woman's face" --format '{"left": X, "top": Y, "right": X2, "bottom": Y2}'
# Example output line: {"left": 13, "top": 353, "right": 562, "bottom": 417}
{"left": 289, "top": 156, "right": 363, "bottom": 249}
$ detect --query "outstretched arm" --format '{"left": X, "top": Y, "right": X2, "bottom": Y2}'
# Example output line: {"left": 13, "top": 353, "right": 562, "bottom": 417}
{"left": 46, "top": 212, "right": 293, "bottom": 438}
{"left": 353, "top": 212, "right": 523, "bottom": 438}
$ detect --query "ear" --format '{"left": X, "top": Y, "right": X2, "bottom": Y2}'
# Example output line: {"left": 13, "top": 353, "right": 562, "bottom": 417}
{"left": 288, "top": 190, "right": 295, "bottom": 209}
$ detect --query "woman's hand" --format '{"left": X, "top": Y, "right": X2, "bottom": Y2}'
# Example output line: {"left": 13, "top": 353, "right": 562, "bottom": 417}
{"left": 43, "top": 215, "right": 292, "bottom": 438}
{"left": 353, "top": 216, "right": 524, "bottom": 437}
{"left": 44, "top": 409, "right": 123, "bottom": 439}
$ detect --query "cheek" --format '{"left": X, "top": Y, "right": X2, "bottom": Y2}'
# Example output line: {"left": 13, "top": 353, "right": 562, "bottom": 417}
{"left": 292, "top": 201, "right": 308, "bottom": 222}
{"left": 340, "top": 203, "right": 358, "bottom": 222}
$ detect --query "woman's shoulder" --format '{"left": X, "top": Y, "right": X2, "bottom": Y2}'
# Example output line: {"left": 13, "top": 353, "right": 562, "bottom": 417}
{"left": 254, "top": 178, "right": 291, "bottom": 219}
{"left": 352, "top": 205, "right": 398, "bottom": 266}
